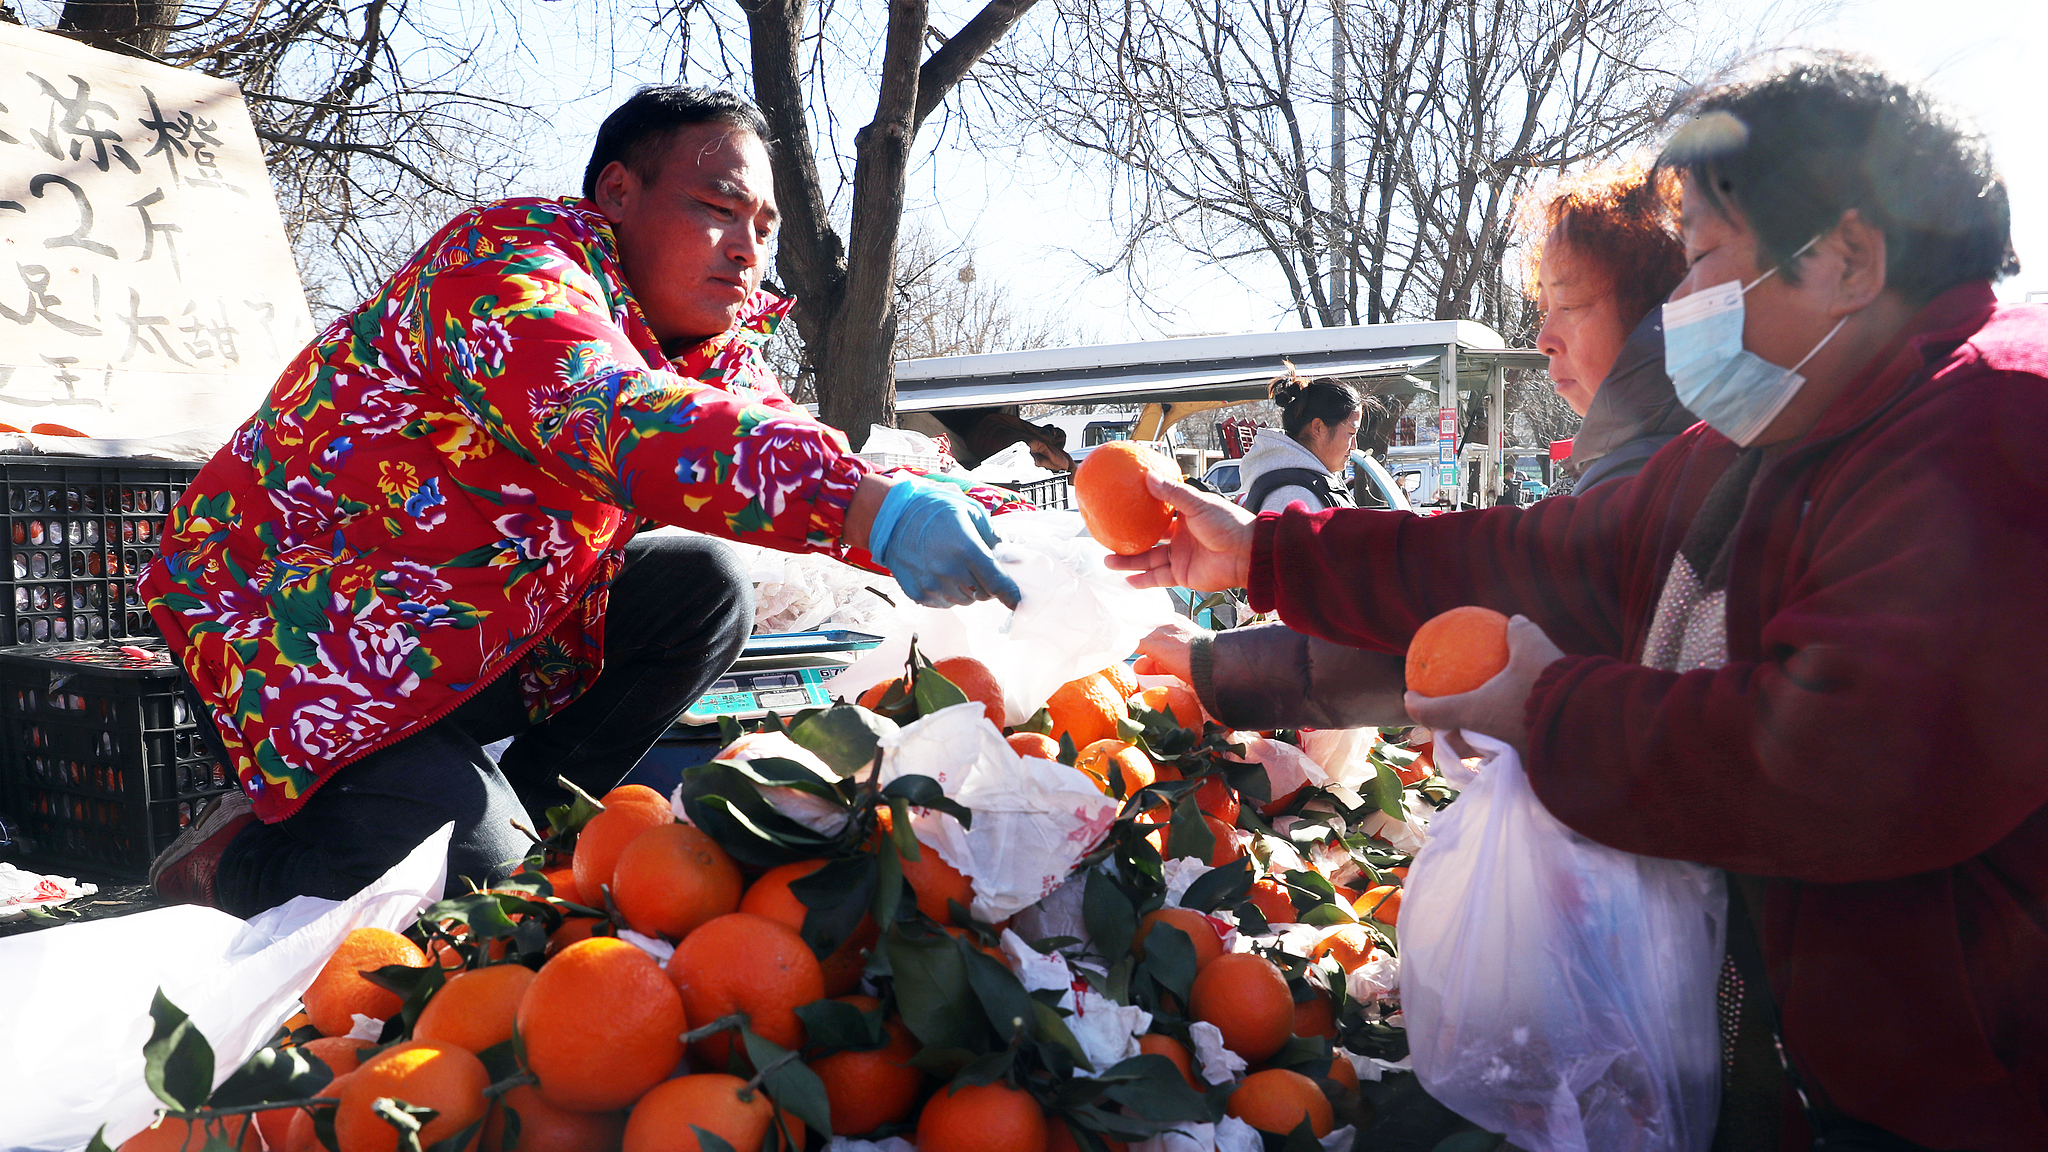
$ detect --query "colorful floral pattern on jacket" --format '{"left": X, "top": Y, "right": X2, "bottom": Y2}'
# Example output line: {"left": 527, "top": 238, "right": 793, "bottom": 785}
{"left": 141, "top": 197, "right": 878, "bottom": 822}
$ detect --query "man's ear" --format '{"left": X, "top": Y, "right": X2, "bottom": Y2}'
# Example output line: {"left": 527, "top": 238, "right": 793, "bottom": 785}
{"left": 1827, "top": 208, "right": 1889, "bottom": 313}
{"left": 592, "top": 160, "right": 636, "bottom": 220}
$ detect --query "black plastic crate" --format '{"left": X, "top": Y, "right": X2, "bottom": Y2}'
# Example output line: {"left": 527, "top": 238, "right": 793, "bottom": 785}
{"left": 0, "top": 641, "right": 229, "bottom": 879}
{"left": 1015, "top": 474, "right": 1074, "bottom": 511}
{"left": 0, "top": 456, "right": 203, "bottom": 646}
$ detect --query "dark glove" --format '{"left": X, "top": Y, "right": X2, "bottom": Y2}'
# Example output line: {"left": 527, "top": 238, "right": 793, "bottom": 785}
{"left": 868, "top": 477, "right": 1023, "bottom": 609}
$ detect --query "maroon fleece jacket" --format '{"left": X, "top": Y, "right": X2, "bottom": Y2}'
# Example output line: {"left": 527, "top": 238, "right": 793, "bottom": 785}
{"left": 1247, "top": 282, "right": 2048, "bottom": 1149}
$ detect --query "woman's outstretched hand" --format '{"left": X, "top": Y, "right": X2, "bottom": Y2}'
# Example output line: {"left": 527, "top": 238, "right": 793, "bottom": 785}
{"left": 1103, "top": 473, "right": 1257, "bottom": 592}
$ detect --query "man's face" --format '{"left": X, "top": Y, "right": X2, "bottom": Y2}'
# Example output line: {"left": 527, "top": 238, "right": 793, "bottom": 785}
{"left": 1670, "top": 179, "right": 1836, "bottom": 372}
{"left": 593, "top": 123, "right": 780, "bottom": 351}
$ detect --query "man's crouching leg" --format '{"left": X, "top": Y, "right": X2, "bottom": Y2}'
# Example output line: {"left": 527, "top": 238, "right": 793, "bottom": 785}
{"left": 491, "top": 532, "right": 754, "bottom": 816}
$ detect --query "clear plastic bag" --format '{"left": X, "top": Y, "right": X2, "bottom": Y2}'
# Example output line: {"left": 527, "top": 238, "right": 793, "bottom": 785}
{"left": 1400, "top": 732, "right": 1726, "bottom": 1152}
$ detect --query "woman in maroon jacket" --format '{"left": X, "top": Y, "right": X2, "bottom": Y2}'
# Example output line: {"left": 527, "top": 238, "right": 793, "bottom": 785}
{"left": 1114, "top": 57, "right": 2045, "bottom": 1151}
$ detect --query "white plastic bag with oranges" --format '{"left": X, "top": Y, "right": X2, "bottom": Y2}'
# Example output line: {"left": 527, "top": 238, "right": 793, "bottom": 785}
{"left": 1400, "top": 732, "right": 1726, "bottom": 1152}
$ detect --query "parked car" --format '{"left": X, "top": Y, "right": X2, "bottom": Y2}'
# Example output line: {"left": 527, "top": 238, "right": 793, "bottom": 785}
{"left": 1201, "top": 460, "right": 1243, "bottom": 499}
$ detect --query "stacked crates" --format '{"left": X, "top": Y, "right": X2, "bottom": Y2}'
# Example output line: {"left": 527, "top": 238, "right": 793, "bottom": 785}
{"left": 0, "top": 457, "right": 221, "bottom": 879}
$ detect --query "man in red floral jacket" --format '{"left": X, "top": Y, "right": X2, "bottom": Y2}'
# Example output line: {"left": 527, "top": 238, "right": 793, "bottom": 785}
{"left": 142, "top": 87, "right": 1019, "bottom": 915}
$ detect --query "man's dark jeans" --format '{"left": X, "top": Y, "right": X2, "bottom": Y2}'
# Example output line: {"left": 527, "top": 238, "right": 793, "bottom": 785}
{"left": 206, "top": 532, "right": 753, "bottom": 918}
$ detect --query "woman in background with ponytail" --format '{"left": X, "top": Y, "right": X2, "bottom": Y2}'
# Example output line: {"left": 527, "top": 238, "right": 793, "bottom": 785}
{"left": 1236, "top": 373, "right": 1366, "bottom": 513}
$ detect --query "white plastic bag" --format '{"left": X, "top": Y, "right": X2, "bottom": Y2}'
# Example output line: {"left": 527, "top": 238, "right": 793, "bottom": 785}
{"left": 0, "top": 824, "right": 452, "bottom": 1151}
{"left": 1400, "top": 733, "right": 1725, "bottom": 1152}
{"left": 833, "top": 511, "right": 1180, "bottom": 724}
{"left": 877, "top": 703, "right": 1119, "bottom": 921}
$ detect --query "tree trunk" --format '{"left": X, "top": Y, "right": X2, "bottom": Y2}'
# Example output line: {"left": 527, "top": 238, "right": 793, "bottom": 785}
{"left": 818, "top": 0, "right": 925, "bottom": 438}
{"left": 57, "top": 0, "right": 182, "bottom": 57}
{"left": 741, "top": 0, "right": 1039, "bottom": 442}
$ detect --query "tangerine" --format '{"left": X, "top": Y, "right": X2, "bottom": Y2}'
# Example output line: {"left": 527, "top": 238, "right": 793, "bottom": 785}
{"left": 413, "top": 962, "right": 536, "bottom": 1054}
{"left": 517, "top": 936, "right": 687, "bottom": 1112}
{"left": 1327, "top": 1053, "right": 1360, "bottom": 1095}
{"left": 1099, "top": 662, "right": 1141, "bottom": 701}
{"left": 1293, "top": 989, "right": 1337, "bottom": 1039}
{"left": 545, "top": 915, "right": 607, "bottom": 957}
{"left": 1046, "top": 673, "right": 1125, "bottom": 751}
{"left": 1404, "top": 605, "right": 1510, "bottom": 697}
{"left": 483, "top": 1084, "right": 625, "bottom": 1152}
{"left": 1136, "top": 1033, "right": 1199, "bottom": 1090}
{"left": 336, "top": 1040, "right": 490, "bottom": 1152}
{"left": 1046, "top": 1119, "right": 1130, "bottom": 1152}
{"left": 667, "top": 912, "right": 825, "bottom": 1067}
{"left": 303, "top": 926, "right": 429, "bottom": 1037}
{"left": 1132, "top": 908, "right": 1224, "bottom": 970}
{"left": 1355, "top": 885, "right": 1402, "bottom": 925}
{"left": 620, "top": 1073, "right": 772, "bottom": 1152}
{"left": 254, "top": 1037, "right": 370, "bottom": 1148}
{"left": 1189, "top": 953, "right": 1293, "bottom": 1064}
{"left": 877, "top": 806, "right": 975, "bottom": 923}
{"left": 1074, "top": 739, "right": 1158, "bottom": 797}
{"left": 811, "top": 997, "right": 925, "bottom": 1135}
{"left": 570, "top": 800, "right": 672, "bottom": 909}
{"left": 1310, "top": 924, "right": 1379, "bottom": 972}
{"left": 1192, "top": 775, "right": 1239, "bottom": 824}
{"left": 1074, "top": 441, "right": 1179, "bottom": 555}
{"left": 934, "top": 655, "right": 1007, "bottom": 727}
{"left": 539, "top": 864, "right": 583, "bottom": 906}
{"left": 117, "top": 1115, "right": 257, "bottom": 1151}
{"left": 282, "top": 1072, "right": 350, "bottom": 1152}
{"left": 917, "top": 1080, "right": 1047, "bottom": 1152}
{"left": 741, "top": 858, "right": 879, "bottom": 997}
{"left": 1248, "top": 878, "right": 1297, "bottom": 925}
{"left": 1224, "top": 1067, "right": 1334, "bottom": 1137}
{"left": 857, "top": 677, "right": 905, "bottom": 711}
{"left": 1145, "top": 815, "right": 1240, "bottom": 866}
{"left": 1137, "top": 684, "right": 1203, "bottom": 729}
{"left": 610, "top": 823, "right": 744, "bottom": 940}
{"left": 1006, "top": 732, "right": 1062, "bottom": 761}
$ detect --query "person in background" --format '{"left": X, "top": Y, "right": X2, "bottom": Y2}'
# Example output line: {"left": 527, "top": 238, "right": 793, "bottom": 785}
{"left": 1141, "top": 162, "right": 1692, "bottom": 724}
{"left": 1237, "top": 372, "right": 1366, "bottom": 513}
{"left": 1115, "top": 56, "right": 2047, "bottom": 1150}
{"left": 141, "top": 86, "right": 1020, "bottom": 917}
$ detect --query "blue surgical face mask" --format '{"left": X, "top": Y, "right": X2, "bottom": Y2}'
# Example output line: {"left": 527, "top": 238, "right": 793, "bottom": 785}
{"left": 1661, "top": 236, "right": 1848, "bottom": 446}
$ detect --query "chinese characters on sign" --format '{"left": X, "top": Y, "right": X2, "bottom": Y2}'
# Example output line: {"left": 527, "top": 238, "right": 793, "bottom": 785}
{"left": 0, "top": 22, "right": 312, "bottom": 437}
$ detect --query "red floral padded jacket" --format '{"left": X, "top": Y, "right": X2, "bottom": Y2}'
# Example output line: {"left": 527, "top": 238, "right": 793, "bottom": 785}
{"left": 145, "top": 197, "right": 892, "bottom": 822}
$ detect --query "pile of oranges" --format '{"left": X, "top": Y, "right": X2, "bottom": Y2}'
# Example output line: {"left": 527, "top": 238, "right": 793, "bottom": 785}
{"left": 117, "top": 608, "right": 1474, "bottom": 1152}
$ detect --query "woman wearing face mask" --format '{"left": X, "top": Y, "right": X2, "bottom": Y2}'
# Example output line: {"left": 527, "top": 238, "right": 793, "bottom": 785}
{"left": 1237, "top": 372, "right": 1366, "bottom": 513}
{"left": 1110, "top": 56, "right": 2048, "bottom": 1150}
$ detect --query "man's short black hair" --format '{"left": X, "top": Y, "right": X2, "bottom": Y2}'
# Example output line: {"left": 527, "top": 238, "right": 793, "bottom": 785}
{"left": 1658, "top": 54, "right": 2018, "bottom": 304}
{"left": 582, "top": 86, "right": 772, "bottom": 200}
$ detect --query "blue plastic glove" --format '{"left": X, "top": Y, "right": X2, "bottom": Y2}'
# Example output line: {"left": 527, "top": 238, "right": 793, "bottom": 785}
{"left": 867, "top": 477, "right": 1023, "bottom": 609}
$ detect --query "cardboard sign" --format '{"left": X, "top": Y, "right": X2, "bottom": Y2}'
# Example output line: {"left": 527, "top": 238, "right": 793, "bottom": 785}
{"left": 0, "top": 22, "right": 311, "bottom": 437}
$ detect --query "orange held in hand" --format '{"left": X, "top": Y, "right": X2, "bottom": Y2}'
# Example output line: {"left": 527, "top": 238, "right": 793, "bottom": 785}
{"left": 1075, "top": 440, "right": 1180, "bottom": 556}
{"left": 1137, "top": 683, "right": 1203, "bottom": 729}
{"left": 303, "top": 926, "right": 429, "bottom": 1037}
{"left": 1405, "top": 605, "right": 1510, "bottom": 697}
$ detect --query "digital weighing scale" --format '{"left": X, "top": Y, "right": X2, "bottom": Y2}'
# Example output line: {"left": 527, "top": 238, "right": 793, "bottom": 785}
{"left": 675, "top": 629, "right": 886, "bottom": 725}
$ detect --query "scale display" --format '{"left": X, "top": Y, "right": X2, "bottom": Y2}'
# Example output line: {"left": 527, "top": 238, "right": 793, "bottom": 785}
{"left": 680, "top": 664, "right": 849, "bottom": 723}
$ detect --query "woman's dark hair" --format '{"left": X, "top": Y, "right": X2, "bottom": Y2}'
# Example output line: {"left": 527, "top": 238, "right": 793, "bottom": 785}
{"left": 583, "top": 86, "right": 773, "bottom": 200}
{"left": 1658, "top": 54, "right": 2017, "bottom": 304}
{"left": 1522, "top": 164, "right": 1686, "bottom": 332}
{"left": 1268, "top": 368, "right": 1365, "bottom": 440}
